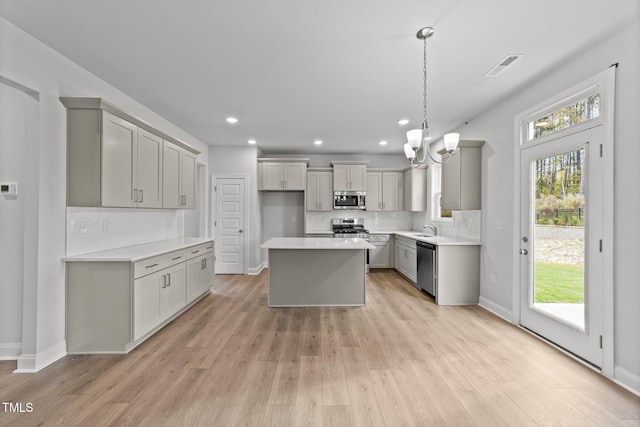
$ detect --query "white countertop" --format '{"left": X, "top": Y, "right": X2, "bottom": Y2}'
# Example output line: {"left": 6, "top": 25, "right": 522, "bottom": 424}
{"left": 304, "top": 230, "right": 481, "bottom": 246}
{"left": 63, "top": 238, "right": 213, "bottom": 262}
{"left": 392, "top": 231, "right": 481, "bottom": 246}
{"left": 261, "top": 237, "right": 374, "bottom": 250}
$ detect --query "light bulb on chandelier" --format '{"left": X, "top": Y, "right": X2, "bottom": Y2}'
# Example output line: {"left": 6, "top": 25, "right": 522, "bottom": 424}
{"left": 405, "top": 27, "right": 460, "bottom": 167}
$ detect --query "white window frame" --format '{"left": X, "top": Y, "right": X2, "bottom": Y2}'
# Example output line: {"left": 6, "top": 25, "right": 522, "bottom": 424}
{"left": 430, "top": 163, "right": 453, "bottom": 223}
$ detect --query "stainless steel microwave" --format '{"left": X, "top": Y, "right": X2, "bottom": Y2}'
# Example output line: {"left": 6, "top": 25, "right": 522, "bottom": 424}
{"left": 333, "top": 191, "right": 366, "bottom": 210}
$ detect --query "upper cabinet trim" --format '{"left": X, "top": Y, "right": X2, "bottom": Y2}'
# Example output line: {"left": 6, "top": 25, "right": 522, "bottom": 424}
{"left": 258, "top": 158, "right": 310, "bottom": 165}
{"left": 60, "top": 97, "right": 200, "bottom": 155}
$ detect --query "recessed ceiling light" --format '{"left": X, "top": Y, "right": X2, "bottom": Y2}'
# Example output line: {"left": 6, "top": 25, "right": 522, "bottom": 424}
{"left": 226, "top": 117, "right": 238, "bottom": 124}
{"left": 247, "top": 139, "right": 256, "bottom": 145}
{"left": 398, "top": 119, "right": 409, "bottom": 126}
{"left": 314, "top": 140, "right": 323, "bottom": 145}
{"left": 379, "top": 140, "right": 388, "bottom": 146}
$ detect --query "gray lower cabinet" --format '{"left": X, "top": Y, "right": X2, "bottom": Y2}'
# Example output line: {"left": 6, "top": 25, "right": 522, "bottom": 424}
{"left": 394, "top": 236, "right": 417, "bottom": 283}
{"left": 186, "top": 243, "right": 215, "bottom": 303}
{"left": 134, "top": 261, "right": 186, "bottom": 341}
{"left": 66, "top": 241, "right": 214, "bottom": 354}
{"left": 435, "top": 245, "right": 481, "bottom": 305}
{"left": 369, "top": 234, "right": 393, "bottom": 268}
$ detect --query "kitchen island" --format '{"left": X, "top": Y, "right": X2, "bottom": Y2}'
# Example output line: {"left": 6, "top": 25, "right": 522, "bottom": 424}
{"left": 260, "top": 237, "right": 374, "bottom": 307}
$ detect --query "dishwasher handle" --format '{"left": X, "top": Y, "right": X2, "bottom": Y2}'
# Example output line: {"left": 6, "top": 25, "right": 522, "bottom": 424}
{"left": 416, "top": 241, "right": 436, "bottom": 250}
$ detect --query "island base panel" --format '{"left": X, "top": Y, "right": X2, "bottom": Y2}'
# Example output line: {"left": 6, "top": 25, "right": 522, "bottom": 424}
{"left": 267, "top": 249, "right": 365, "bottom": 307}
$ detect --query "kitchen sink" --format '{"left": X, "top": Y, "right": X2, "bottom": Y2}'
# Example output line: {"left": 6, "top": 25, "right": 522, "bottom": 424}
{"left": 411, "top": 234, "right": 435, "bottom": 238}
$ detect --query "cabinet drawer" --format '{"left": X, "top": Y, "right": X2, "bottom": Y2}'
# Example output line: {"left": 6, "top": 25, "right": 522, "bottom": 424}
{"left": 134, "top": 250, "right": 185, "bottom": 278}
{"left": 395, "top": 235, "right": 415, "bottom": 248}
{"left": 186, "top": 242, "right": 214, "bottom": 260}
{"left": 370, "top": 234, "right": 390, "bottom": 242}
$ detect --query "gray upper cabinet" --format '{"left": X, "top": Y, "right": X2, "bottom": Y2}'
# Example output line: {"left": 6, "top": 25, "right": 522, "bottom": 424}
{"left": 307, "top": 170, "right": 333, "bottom": 211}
{"left": 100, "top": 111, "right": 138, "bottom": 207}
{"left": 61, "top": 97, "right": 200, "bottom": 209}
{"left": 403, "top": 167, "right": 428, "bottom": 211}
{"left": 136, "top": 128, "right": 163, "bottom": 208}
{"left": 440, "top": 140, "right": 484, "bottom": 211}
{"left": 331, "top": 163, "right": 367, "bottom": 191}
{"left": 162, "top": 141, "right": 196, "bottom": 209}
{"left": 258, "top": 158, "right": 309, "bottom": 191}
{"left": 366, "top": 171, "right": 402, "bottom": 211}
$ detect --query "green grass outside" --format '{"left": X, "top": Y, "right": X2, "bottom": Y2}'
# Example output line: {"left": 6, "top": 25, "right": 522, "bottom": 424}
{"left": 534, "top": 262, "right": 584, "bottom": 303}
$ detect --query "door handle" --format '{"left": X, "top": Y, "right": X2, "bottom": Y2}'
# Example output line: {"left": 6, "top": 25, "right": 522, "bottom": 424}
{"left": 520, "top": 249, "right": 528, "bottom": 255}
{"left": 139, "top": 190, "right": 143, "bottom": 203}
{"left": 239, "top": 229, "right": 243, "bottom": 233}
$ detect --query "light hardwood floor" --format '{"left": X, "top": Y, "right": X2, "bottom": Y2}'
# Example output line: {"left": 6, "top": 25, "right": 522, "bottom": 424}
{"left": 1, "top": 269, "right": 639, "bottom": 426}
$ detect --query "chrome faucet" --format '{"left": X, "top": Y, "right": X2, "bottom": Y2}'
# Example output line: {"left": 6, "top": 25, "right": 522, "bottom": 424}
{"left": 423, "top": 224, "right": 438, "bottom": 235}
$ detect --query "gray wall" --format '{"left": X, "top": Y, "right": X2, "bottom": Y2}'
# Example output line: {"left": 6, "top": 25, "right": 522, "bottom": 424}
{"left": 262, "top": 192, "right": 305, "bottom": 240}
{"left": 451, "top": 19, "right": 639, "bottom": 388}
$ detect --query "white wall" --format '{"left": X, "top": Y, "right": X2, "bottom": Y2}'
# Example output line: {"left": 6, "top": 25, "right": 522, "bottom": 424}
{"left": 0, "top": 83, "right": 30, "bottom": 359}
{"left": 0, "top": 17, "right": 210, "bottom": 371}
{"left": 450, "top": 19, "right": 640, "bottom": 390}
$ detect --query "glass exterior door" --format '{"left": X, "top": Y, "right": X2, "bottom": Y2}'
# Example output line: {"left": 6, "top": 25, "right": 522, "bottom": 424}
{"left": 520, "top": 126, "right": 602, "bottom": 367}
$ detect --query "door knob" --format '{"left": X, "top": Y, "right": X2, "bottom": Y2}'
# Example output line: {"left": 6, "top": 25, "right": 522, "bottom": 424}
{"left": 520, "top": 249, "right": 528, "bottom": 255}
{"left": 239, "top": 229, "right": 244, "bottom": 233}
{"left": 521, "top": 236, "right": 528, "bottom": 242}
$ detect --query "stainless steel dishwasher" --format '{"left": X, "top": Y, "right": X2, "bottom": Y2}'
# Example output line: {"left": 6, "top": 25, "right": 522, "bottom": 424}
{"left": 416, "top": 241, "right": 436, "bottom": 297}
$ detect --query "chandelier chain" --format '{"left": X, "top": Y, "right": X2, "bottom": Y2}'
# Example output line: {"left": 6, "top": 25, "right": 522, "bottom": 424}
{"left": 422, "top": 35, "right": 428, "bottom": 131}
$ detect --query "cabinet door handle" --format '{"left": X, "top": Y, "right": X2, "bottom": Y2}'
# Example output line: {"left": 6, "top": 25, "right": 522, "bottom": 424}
{"left": 133, "top": 189, "right": 138, "bottom": 202}
{"left": 171, "top": 256, "right": 182, "bottom": 261}
{"left": 162, "top": 275, "right": 167, "bottom": 288}
{"left": 192, "top": 250, "right": 200, "bottom": 254}
{"left": 139, "top": 190, "right": 144, "bottom": 203}
{"left": 145, "top": 263, "right": 159, "bottom": 269}
{"left": 167, "top": 273, "right": 171, "bottom": 286}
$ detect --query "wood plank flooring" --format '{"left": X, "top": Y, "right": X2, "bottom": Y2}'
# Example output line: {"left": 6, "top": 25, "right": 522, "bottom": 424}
{"left": 1, "top": 269, "right": 638, "bottom": 426}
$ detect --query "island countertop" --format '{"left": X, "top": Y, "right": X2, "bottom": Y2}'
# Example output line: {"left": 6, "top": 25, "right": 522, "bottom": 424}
{"left": 261, "top": 237, "right": 374, "bottom": 250}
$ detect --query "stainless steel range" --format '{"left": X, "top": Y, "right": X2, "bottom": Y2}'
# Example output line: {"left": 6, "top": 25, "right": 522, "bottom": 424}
{"left": 332, "top": 218, "right": 370, "bottom": 239}
{"left": 332, "top": 218, "right": 370, "bottom": 272}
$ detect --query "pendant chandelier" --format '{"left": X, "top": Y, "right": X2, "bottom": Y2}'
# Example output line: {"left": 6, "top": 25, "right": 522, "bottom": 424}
{"left": 404, "top": 27, "right": 460, "bottom": 168}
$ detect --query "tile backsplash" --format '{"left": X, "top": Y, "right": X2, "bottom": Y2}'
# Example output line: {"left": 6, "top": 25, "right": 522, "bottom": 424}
{"left": 66, "top": 207, "right": 181, "bottom": 256}
{"left": 412, "top": 210, "right": 482, "bottom": 241}
{"left": 306, "top": 211, "right": 413, "bottom": 232}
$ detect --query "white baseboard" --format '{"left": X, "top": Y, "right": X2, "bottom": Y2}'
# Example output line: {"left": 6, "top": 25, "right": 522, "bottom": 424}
{"left": 248, "top": 262, "right": 267, "bottom": 275}
{"left": 0, "top": 343, "right": 21, "bottom": 360}
{"left": 614, "top": 365, "right": 640, "bottom": 397}
{"left": 14, "top": 340, "right": 66, "bottom": 373}
{"left": 478, "top": 297, "right": 514, "bottom": 323}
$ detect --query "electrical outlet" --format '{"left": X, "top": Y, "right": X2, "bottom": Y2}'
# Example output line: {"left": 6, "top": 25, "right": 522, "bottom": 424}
{"left": 74, "top": 221, "right": 88, "bottom": 234}
{"left": 102, "top": 220, "right": 109, "bottom": 233}
{"left": 495, "top": 220, "right": 504, "bottom": 231}
{"left": 489, "top": 273, "right": 496, "bottom": 285}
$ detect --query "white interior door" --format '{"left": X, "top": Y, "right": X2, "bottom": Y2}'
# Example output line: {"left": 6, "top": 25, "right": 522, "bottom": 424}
{"left": 519, "top": 126, "right": 603, "bottom": 367}
{"left": 215, "top": 177, "right": 245, "bottom": 274}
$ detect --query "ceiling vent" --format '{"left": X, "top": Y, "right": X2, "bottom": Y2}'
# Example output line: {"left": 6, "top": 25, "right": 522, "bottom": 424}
{"left": 484, "top": 54, "right": 524, "bottom": 77}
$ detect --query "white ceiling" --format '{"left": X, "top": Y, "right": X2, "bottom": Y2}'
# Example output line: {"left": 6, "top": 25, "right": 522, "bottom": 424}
{"left": 1, "top": 0, "right": 637, "bottom": 154}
